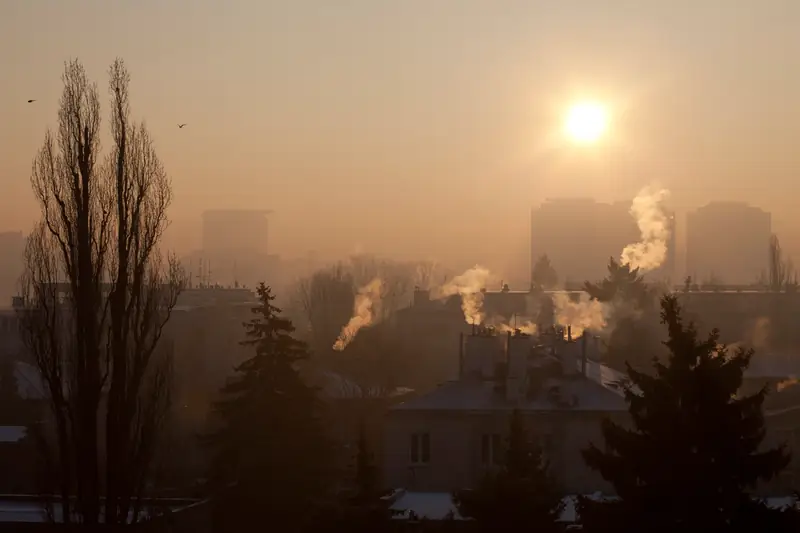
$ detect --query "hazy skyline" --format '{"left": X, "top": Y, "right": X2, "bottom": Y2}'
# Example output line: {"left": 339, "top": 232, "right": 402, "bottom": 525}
{"left": 4, "top": 1, "right": 800, "bottom": 281}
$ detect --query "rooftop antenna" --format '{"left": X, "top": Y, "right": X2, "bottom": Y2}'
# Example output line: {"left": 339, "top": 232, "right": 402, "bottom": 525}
{"left": 207, "top": 260, "right": 212, "bottom": 287}
{"left": 197, "top": 258, "right": 204, "bottom": 289}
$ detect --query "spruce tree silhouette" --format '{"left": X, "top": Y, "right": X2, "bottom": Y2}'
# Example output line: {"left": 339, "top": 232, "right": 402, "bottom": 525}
{"left": 580, "top": 295, "right": 793, "bottom": 533}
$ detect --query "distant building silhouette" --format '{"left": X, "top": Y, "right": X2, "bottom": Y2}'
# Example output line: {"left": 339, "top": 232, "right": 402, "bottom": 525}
{"left": 0, "top": 232, "right": 24, "bottom": 306}
{"left": 685, "top": 202, "right": 771, "bottom": 285}
{"left": 198, "top": 209, "right": 275, "bottom": 288}
{"left": 530, "top": 198, "right": 675, "bottom": 287}
{"left": 202, "top": 209, "right": 271, "bottom": 255}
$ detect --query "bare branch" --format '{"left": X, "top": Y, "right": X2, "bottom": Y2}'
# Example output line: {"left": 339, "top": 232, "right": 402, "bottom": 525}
{"left": 19, "top": 58, "right": 182, "bottom": 527}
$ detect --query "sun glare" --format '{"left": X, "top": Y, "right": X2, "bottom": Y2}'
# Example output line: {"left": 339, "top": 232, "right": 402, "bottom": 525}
{"left": 564, "top": 102, "right": 609, "bottom": 144}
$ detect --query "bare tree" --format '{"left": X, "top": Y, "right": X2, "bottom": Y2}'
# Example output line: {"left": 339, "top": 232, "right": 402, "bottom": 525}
{"left": 768, "top": 234, "right": 798, "bottom": 292}
{"left": 295, "top": 264, "right": 354, "bottom": 356}
{"left": 18, "top": 59, "right": 182, "bottom": 527}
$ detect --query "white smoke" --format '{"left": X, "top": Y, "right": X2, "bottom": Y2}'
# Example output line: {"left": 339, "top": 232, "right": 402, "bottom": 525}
{"left": 333, "top": 278, "right": 383, "bottom": 351}
{"left": 496, "top": 321, "right": 537, "bottom": 335}
{"left": 432, "top": 265, "right": 493, "bottom": 325}
{"left": 777, "top": 377, "right": 799, "bottom": 392}
{"left": 552, "top": 292, "right": 610, "bottom": 338}
{"left": 620, "top": 186, "right": 671, "bottom": 272}
{"left": 485, "top": 314, "right": 538, "bottom": 335}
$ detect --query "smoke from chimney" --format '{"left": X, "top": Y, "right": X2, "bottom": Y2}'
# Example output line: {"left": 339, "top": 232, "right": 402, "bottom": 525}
{"left": 620, "top": 186, "right": 671, "bottom": 272}
{"left": 552, "top": 292, "right": 609, "bottom": 338}
{"left": 433, "top": 265, "right": 492, "bottom": 325}
{"left": 777, "top": 376, "right": 799, "bottom": 392}
{"left": 333, "top": 277, "right": 383, "bottom": 351}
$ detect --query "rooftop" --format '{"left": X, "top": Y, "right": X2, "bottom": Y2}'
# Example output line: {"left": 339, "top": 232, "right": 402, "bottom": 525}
{"left": 388, "top": 491, "right": 797, "bottom": 523}
{"left": 390, "top": 372, "right": 626, "bottom": 413}
{"left": 0, "top": 426, "right": 26, "bottom": 443}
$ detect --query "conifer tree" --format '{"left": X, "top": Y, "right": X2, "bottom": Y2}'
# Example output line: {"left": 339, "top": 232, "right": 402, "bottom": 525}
{"left": 353, "top": 419, "right": 379, "bottom": 503}
{"left": 580, "top": 295, "right": 793, "bottom": 532}
{"left": 207, "top": 283, "right": 333, "bottom": 531}
{"left": 584, "top": 257, "right": 651, "bottom": 309}
{"left": 455, "top": 409, "right": 563, "bottom": 532}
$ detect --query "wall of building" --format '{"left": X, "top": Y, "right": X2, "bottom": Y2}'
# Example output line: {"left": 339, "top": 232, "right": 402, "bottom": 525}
{"left": 383, "top": 408, "right": 620, "bottom": 494}
{"left": 531, "top": 198, "right": 640, "bottom": 286}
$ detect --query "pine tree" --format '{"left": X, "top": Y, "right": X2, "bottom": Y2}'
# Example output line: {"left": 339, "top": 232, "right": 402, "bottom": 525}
{"left": 353, "top": 419, "right": 378, "bottom": 503}
{"left": 327, "top": 418, "right": 395, "bottom": 532}
{"left": 207, "top": 283, "right": 333, "bottom": 531}
{"left": 580, "top": 295, "right": 793, "bottom": 533}
{"left": 584, "top": 257, "right": 651, "bottom": 309}
{"left": 585, "top": 258, "right": 662, "bottom": 371}
{"left": 454, "top": 409, "right": 563, "bottom": 532}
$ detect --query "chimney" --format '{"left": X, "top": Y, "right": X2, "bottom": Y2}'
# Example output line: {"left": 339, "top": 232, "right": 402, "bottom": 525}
{"left": 560, "top": 336, "right": 581, "bottom": 377}
{"left": 413, "top": 287, "right": 430, "bottom": 307}
{"left": 567, "top": 325, "right": 572, "bottom": 342}
{"left": 463, "top": 330, "right": 502, "bottom": 380}
{"left": 458, "top": 332, "right": 464, "bottom": 379}
{"left": 581, "top": 332, "right": 588, "bottom": 377}
{"left": 506, "top": 331, "right": 530, "bottom": 403}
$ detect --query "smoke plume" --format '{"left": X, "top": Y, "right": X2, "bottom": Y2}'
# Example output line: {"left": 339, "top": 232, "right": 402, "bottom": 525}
{"left": 496, "top": 321, "right": 537, "bottom": 335}
{"left": 485, "top": 315, "right": 538, "bottom": 335}
{"left": 433, "top": 265, "right": 492, "bottom": 325}
{"left": 620, "top": 186, "right": 671, "bottom": 272}
{"left": 333, "top": 278, "right": 383, "bottom": 351}
{"left": 777, "top": 376, "right": 799, "bottom": 392}
{"left": 552, "top": 292, "right": 610, "bottom": 338}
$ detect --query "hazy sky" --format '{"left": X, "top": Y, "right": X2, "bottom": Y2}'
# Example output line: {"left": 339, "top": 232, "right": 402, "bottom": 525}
{"left": 3, "top": 1, "right": 800, "bottom": 279}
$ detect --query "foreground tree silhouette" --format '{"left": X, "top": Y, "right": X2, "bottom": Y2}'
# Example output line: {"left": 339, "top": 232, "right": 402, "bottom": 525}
{"left": 580, "top": 295, "right": 793, "bottom": 532}
{"left": 208, "top": 284, "right": 333, "bottom": 532}
{"left": 19, "top": 59, "right": 181, "bottom": 526}
{"left": 454, "top": 409, "right": 563, "bottom": 532}
{"left": 323, "top": 419, "right": 394, "bottom": 532}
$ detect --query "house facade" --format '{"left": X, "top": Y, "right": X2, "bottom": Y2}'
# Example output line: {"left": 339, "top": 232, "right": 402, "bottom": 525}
{"left": 383, "top": 328, "right": 627, "bottom": 494}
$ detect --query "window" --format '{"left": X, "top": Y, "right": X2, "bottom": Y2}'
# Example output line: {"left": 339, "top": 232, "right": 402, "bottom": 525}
{"left": 540, "top": 434, "right": 554, "bottom": 454}
{"left": 481, "top": 433, "right": 503, "bottom": 465}
{"left": 410, "top": 432, "right": 430, "bottom": 464}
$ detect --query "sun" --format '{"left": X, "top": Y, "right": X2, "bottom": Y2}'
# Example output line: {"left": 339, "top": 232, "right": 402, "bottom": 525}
{"left": 564, "top": 102, "right": 609, "bottom": 144}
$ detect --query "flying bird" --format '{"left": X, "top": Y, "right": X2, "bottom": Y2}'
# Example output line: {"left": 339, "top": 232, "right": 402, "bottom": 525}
{"left": 27, "top": 99, "right": 36, "bottom": 103}
{"left": 178, "top": 123, "right": 187, "bottom": 129}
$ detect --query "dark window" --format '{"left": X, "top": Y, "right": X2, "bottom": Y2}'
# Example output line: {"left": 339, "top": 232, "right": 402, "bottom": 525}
{"left": 541, "top": 434, "right": 554, "bottom": 454}
{"left": 481, "top": 433, "right": 503, "bottom": 465}
{"left": 410, "top": 433, "right": 430, "bottom": 464}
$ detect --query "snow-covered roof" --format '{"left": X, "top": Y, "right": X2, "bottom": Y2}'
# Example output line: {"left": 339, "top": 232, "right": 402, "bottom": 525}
{"left": 388, "top": 491, "right": 797, "bottom": 523}
{"left": 389, "top": 491, "right": 463, "bottom": 520}
{"left": 387, "top": 491, "right": 613, "bottom": 522}
{"left": 0, "top": 426, "right": 26, "bottom": 443}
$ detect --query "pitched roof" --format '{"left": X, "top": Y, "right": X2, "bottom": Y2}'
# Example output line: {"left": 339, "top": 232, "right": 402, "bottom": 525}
{"left": 390, "top": 374, "right": 626, "bottom": 413}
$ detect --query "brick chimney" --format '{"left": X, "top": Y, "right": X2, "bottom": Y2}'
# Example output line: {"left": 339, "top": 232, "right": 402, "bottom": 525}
{"left": 506, "top": 331, "right": 532, "bottom": 403}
